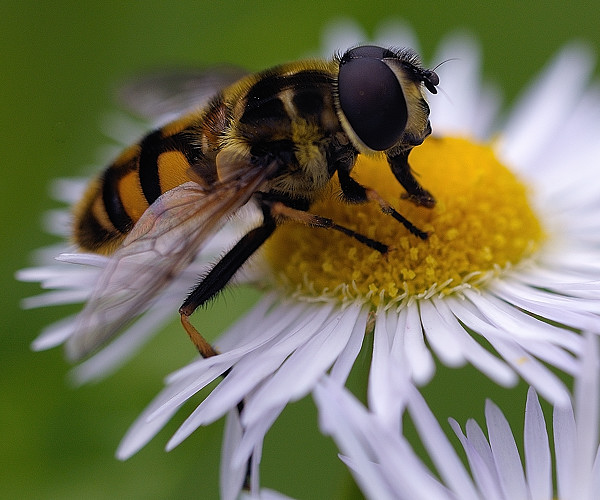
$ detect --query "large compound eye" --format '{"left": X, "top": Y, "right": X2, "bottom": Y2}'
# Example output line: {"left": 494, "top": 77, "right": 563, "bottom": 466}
{"left": 338, "top": 52, "right": 407, "bottom": 151}
{"left": 341, "top": 45, "right": 395, "bottom": 61}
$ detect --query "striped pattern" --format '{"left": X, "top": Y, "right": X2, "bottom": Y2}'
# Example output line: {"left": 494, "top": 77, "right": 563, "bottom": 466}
{"left": 73, "top": 63, "right": 342, "bottom": 254}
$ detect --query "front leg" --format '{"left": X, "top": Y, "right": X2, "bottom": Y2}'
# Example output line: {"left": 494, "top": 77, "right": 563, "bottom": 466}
{"left": 337, "top": 168, "right": 428, "bottom": 240}
{"left": 388, "top": 149, "right": 435, "bottom": 208}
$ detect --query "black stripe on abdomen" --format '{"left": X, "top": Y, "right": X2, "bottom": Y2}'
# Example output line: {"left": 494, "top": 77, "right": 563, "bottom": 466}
{"left": 101, "top": 167, "right": 133, "bottom": 234}
{"left": 138, "top": 129, "right": 163, "bottom": 205}
{"left": 138, "top": 129, "right": 205, "bottom": 204}
{"left": 75, "top": 202, "right": 122, "bottom": 252}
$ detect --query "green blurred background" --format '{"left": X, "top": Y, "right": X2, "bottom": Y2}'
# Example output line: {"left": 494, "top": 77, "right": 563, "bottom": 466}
{"left": 2, "top": 1, "right": 599, "bottom": 498}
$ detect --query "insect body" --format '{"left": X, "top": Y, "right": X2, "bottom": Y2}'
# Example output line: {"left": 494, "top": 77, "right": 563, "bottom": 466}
{"left": 69, "top": 45, "right": 439, "bottom": 360}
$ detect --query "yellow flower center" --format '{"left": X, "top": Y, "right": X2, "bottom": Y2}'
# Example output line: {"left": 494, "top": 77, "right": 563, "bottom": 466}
{"left": 262, "top": 136, "right": 544, "bottom": 307}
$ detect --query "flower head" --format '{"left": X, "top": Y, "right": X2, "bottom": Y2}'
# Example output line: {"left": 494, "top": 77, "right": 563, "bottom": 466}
{"left": 264, "top": 137, "right": 544, "bottom": 305}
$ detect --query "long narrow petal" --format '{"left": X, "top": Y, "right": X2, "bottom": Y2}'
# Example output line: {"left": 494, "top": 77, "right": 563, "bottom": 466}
{"left": 523, "top": 388, "right": 551, "bottom": 500}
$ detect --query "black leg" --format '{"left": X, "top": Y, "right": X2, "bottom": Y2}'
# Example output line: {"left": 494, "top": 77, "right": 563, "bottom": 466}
{"left": 269, "top": 200, "right": 389, "bottom": 253}
{"left": 388, "top": 149, "right": 436, "bottom": 208}
{"left": 337, "top": 164, "right": 369, "bottom": 204}
{"left": 180, "top": 218, "right": 276, "bottom": 316}
{"left": 337, "top": 167, "right": 429, "bottom": 240}
{"left": 179, "top": 207, "right": 277, "bottom": 358}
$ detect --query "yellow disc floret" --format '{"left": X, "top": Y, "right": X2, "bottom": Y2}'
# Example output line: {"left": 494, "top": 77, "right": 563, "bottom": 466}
{"left": 262, "top": 136, "right": 544, "bottom": 307}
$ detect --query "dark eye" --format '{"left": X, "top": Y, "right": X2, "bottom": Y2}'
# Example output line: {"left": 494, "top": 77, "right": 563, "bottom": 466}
{"left": 338, "top": 54, "right": 407, "bottom": 151}
{"left": 341, "top": 45, "right": 396, "bottom": 62}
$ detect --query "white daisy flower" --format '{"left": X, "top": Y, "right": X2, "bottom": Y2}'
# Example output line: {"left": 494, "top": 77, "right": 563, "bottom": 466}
{"left": 315, "top": 332, "right": 600, "bottom": 500}
{"left": 17, "top": 17, "right": 600, "bottom": 498}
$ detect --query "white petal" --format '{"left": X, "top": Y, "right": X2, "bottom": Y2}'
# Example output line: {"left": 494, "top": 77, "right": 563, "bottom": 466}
{"left": 337, "top": 455, "right": 398, "bottom": 500}
{"left": 320, "top": 18, "right": 367, "bottom": 55}
{"left": 233, "top": 403, "right": 282, "bottom": 470}
{"left": 448, "top": 296, "right": 572, "bottom": 404}
{"left": 116, "top": 382, "right": 187, "bottom": 459}
{"left": 247, "top": 488, "right": 295, "bottom": 500}
{"left": 430, "top": 33, "right": 495, "bottom": 138}
{"left": 463, "top": 288, "right": 582, "bottom": 352}
{"left": 42, "top": 208, "right": 71, "bottom": 237}
{"left": 150, "top": 358, "right": 232, "bottom": 424}
{"left": 369, "top": 308, "right": 404, "bottom": 426}
{"left": 29, "top": 243, "right": 75, "bottom": 266}
{"left": 591, "top": 447, "right": 600, "bottom": 500}
{"left": 449, "top": 418, "right": 504, "bottom": 500}
{"left": 491, "top": 338, "right": 570, "bottom": 406}
{"left": 18, "top": 262, "right": 99, "bottom": 291}
{"left": 214, "top": 293, "right": 280, "bottom": 352}
{"left": 433, "top": 297, "right": 516, "bottom": 386}
{"left": 56, "top": 251, "right": 111, "bottom": 267}
{"left": 220, "top": 409, "right": 247, "bottom": 500}
{"left": 320, "top": 377, "right": 458, "bottom": 500}
{"left": 574, "top": 333, "right": 600, "bottom": 465}
{"left": 167, "top": 305, "right": 335, "bottom": 448}
{"left": 513, "top": 266, "right": 600, "bottom": 301}
{"left": 485, "top": 399, "right": 529, "bottom": 500}
{"left": 499, "top": 44, "right": 595, "bottom": 171}
{"left": 491, "top": 280, "right": 600, "bottom": 334}
{"left": 242, "top": 304, "right": 361, "bottom": 427}
{"left": 465, "top": 418, "right": 497, "bottom": 476}
{"left": 166, "top": 301, "right": 311, "bottom": 385}
{"left": 314, "top": 379, "right": 398, "bottom": 500}
{"left": 407, "top": 386, "right": 480, "bottom": 500}
{"left": 69, "top": 304, "right": 173, "bottom": 384}
{"left": 269, "top": 490, "right": 296, "bottom": 500}
{"left": 537, "top": 245, "right": 600, "bottom": 279}
{"left": 523, "top": 388, "right": 551, "bottom": 500}
{"left": 99, "top": 111, "right": 148, "bottom": 145}
{"left": 493, "top": 277, "right": 600, "bottom": 315}
{"left": 49, "top": 177, "right": 87, "bottom": 204}
{"left": 205, "top": 304, "right": 335, "bottom": 425}
{"left": 571, "top": 333, "right": 600, "bottom": 500}
{"left": 329, "top": 307, "right": 368, "bottom": 383}
{"left": 373, "top": 19, "right": 418, "bottom": 51}
{"left": 554, "top": 400, "right": 576, "bottom": 499}
{"left": 22, "top": 289, "right": 90, "bottom": 309}
{"left": 419, "top": 300, "right": 465, "bottom": 366}
{"left": 401, "top": 304, "right": 435, "bottom": 384}
{"left": 30, "top": 314, "right": 77, "bottom": 351}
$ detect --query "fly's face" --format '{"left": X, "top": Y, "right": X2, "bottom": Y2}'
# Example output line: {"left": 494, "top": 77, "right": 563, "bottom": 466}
{"left": 336, "top": 45, "right": 439, "bottom": 153}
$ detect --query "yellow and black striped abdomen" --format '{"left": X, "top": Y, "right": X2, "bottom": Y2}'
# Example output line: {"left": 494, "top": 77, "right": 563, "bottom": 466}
{"left": 73, "top": 104, "right": 224, "bottom": 255}
{"left": 73, "top": 61, "right": 342, "bottom": 255}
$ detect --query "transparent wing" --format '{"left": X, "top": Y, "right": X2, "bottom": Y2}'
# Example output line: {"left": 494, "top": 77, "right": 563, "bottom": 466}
{"left": 66, "top": 166, "right": 269, "bottom": 361}
{"left": 117, "top": 66, "right": 247, "bottom": 123}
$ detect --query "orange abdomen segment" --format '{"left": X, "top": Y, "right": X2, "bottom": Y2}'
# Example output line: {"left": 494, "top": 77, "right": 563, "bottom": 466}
{"left": 72, "top": 121, "right": 219, "bottom": 254}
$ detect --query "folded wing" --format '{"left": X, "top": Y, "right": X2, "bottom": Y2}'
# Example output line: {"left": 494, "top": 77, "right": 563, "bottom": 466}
{"left": 67, "top": 166, "right": 269, "bottom": 361}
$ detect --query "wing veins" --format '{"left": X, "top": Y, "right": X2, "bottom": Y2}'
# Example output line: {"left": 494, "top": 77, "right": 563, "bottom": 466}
{"left": 67, "top": 164, "right": 272, "bottom": 360}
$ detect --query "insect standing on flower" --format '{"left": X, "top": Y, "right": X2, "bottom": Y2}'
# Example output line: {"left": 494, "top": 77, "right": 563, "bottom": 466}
{"left": 70, "top": 45, "right": 439, "bottom": 360}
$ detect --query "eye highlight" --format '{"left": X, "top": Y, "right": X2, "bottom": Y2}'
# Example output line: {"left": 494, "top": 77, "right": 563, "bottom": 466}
{"left": 338, "top": 52, "right": 408, "bottom": 151}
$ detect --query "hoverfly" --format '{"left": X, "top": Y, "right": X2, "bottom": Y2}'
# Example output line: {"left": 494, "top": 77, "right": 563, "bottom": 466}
{"left": 69, "top": 45, "right": 439, "bottom": 360}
